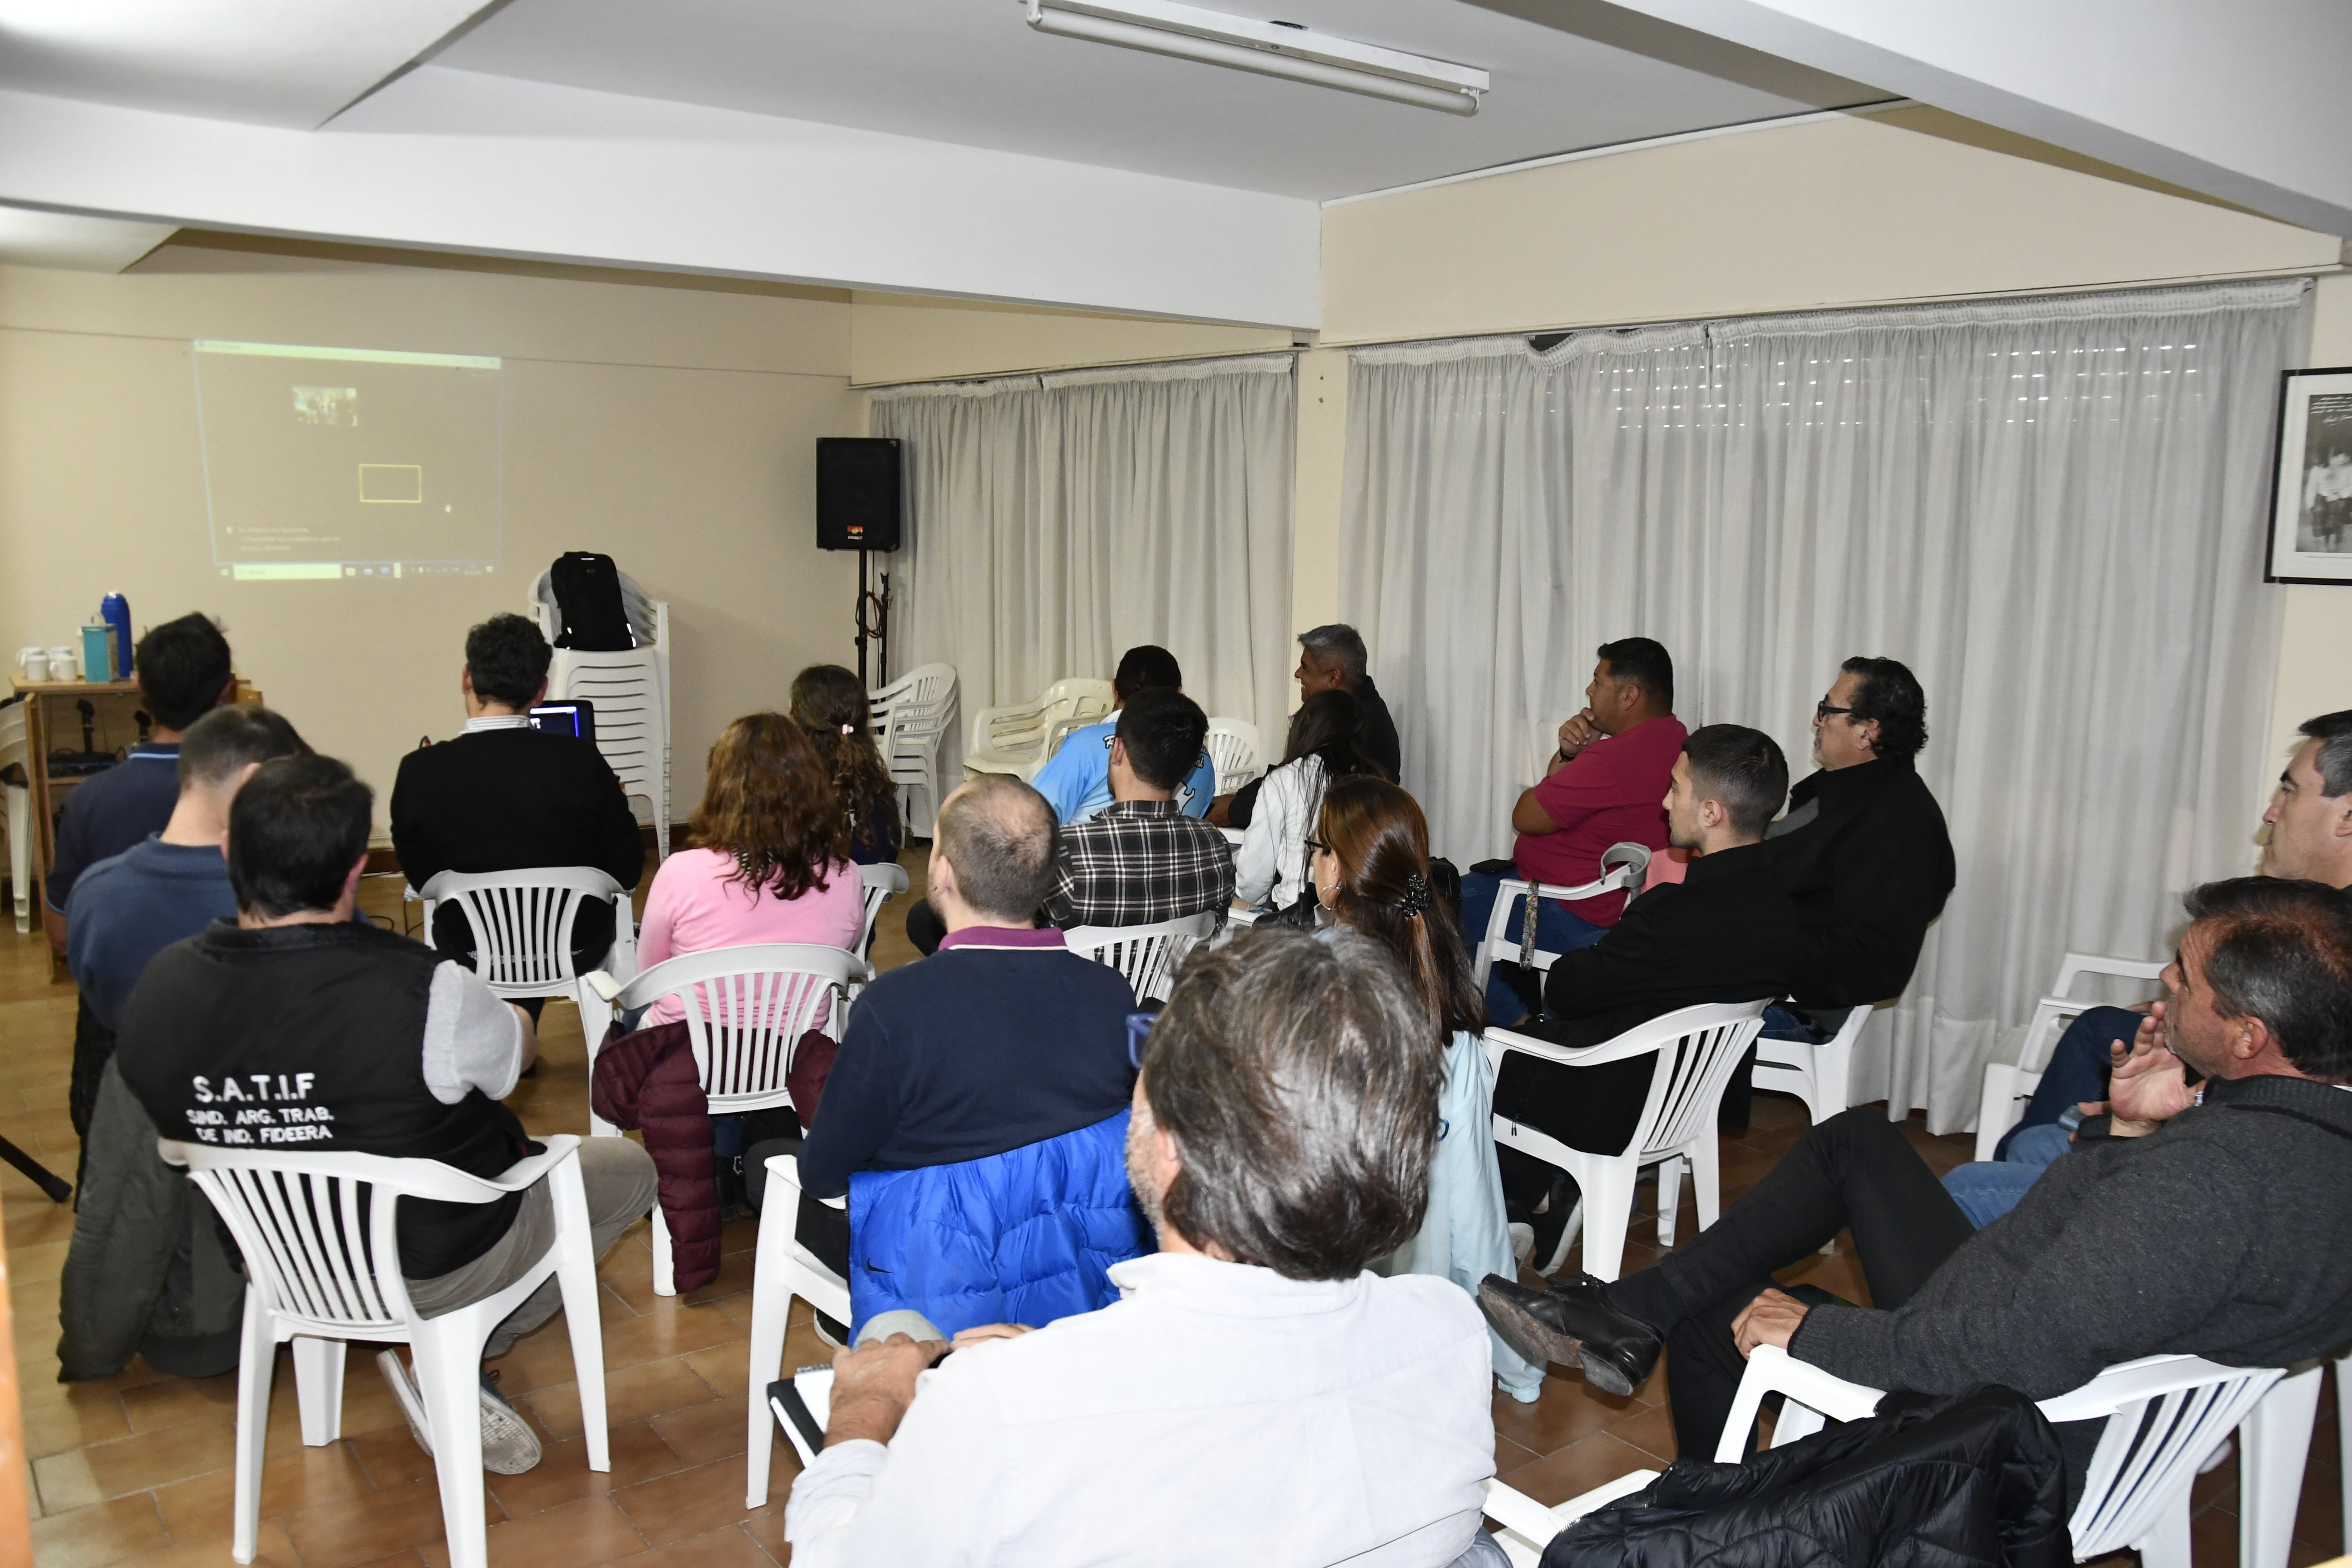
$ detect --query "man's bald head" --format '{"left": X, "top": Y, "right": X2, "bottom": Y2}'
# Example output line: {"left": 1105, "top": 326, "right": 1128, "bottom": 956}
{"left": 935, "top": 774, "right": 1059, "bottom": 924}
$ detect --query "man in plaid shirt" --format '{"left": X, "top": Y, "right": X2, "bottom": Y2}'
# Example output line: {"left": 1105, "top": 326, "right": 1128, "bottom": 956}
{"left": 1044, "top": 688, "right": 1234, "bottom": 932}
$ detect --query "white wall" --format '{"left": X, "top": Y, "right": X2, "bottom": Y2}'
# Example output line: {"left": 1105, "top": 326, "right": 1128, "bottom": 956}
{"left": 0, "top": 238, "right": 866, "bottom": 829}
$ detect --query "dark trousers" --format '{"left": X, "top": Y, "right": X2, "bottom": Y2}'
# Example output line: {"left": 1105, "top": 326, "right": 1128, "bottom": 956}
{"left": 1603, "top": 1108, "right": 1976, "bottom": 1457}
{"left": 903, "top": 897, "right": 946, "bottom": 957}
{"left": 70, "top": 994, "right": 115, "bottom": 1192}
{"left": 2002, "top": 1006, "right": 2138, "bottom": 1158}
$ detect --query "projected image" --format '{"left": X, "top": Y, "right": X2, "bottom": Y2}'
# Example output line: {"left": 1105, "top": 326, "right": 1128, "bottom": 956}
{"left": 193, "top": 341, "right": 501, "bottom": 580}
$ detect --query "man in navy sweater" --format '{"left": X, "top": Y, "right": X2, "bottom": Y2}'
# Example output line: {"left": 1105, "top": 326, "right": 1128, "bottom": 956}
{"left": 797, "top": 774, "right": 1137, "bottom": 1338}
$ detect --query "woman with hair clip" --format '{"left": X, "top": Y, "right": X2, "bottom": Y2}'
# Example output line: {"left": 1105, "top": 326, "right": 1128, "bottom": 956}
{"left": 1233, "top": 687, "right": 1378, "bottom": 919}
{"left": 788, "top": 664, "right": 903, "bottom": 867}
{"left": 1311, "top": 775, "right": 1543, "bottom": 1402}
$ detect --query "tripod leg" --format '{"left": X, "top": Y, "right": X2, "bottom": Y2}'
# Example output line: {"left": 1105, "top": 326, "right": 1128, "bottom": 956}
{"left": 0, "top": 1135, "right": 71, "bottom": 1203}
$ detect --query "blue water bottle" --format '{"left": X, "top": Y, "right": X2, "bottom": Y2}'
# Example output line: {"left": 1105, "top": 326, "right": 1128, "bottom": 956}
{"left": 99, "top": 594, "right": 131, "bottom": 681}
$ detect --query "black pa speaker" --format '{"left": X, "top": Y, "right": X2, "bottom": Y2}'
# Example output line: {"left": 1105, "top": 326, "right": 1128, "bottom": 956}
{"left": 817, "top": 437, "right": 903, "bottom": 552}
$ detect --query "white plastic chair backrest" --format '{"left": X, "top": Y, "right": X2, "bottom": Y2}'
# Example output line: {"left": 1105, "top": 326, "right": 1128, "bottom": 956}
{"left": 419, "top": 867, "right": 625, "bottom": 992}
{"left": 1622, "top": 1000, "right": 1770, "bottom": 1158}
{"left": 0, "top": 698, "right": 25, "bottom": 770}
{"left": 1723, "top": 1345, "right": 2283, "bottom": 1558}
{"left": 857, "top": 862, "right": 909, "bottom": 951}
{"left": 2049, "top": 1353, "right": 2284, "bottom": 1557}
{"left": 2018, "top": 952, "right": 2169, "bottom": 1074}
{"left": 1063, "top": 911, "right": 1217, "bottom": 1003}
{"left": 1203, "top": 718, "right": 1262, "bottom": 793}
{"left": 612, "top": 944, "right": 868, "bottom": 1111}
{"left": 870, "top": 664, "right": 957, "bottom": 760}
{"left": 159, "top": 1139, "right": 556, "bottom": 1337}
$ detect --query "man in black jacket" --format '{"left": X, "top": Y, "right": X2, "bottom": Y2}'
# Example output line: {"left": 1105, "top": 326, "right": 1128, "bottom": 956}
{"left": 1717, "top": 657, "right": 1955, "bottom": 1128}
{"left": 390, "top": 614, "right": 644, "bottom": 1000}
{"left": 1491, "top": 725, "right": 1802, "bottom": 1265}
{"left": 1481, "top": 877, "right": 2352, "bottom": 1500}
{"left": 1212, "top": 623, "right": 1401, "bottom": 826}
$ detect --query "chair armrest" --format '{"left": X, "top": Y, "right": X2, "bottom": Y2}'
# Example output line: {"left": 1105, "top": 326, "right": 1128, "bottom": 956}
{"left": 764, "top": 1151, "right": 849, "bottom": 1212}
{"left": 582, "top": 969, "right": 624, "bottom": 1004}
{"left": 970, "top": 700, "right": 1046, "bottom": 740}
{"left": 1486, "top": 1025, "right": 1661, "bottom": 1070}
{"left": 484, "top": 1133, "right": 582, "bottom": 1193}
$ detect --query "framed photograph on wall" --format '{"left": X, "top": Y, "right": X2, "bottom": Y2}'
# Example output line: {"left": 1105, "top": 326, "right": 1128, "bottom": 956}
{"left": 2267, "top": 366, "right": 2352, "bottom": 583}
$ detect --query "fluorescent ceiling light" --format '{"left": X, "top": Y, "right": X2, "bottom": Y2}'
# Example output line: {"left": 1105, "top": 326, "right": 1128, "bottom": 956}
{"left": 1025, "top": 0, "right": 1489, "bottom": 116}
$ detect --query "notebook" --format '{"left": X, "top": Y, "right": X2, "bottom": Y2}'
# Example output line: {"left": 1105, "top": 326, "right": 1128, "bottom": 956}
{"left": 767, "top": 1367, "right": 833, "bottom": 1467}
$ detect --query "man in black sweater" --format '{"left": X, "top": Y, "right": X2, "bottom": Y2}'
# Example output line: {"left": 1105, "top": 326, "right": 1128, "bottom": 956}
{"left": 1482, "top": 876, "right": 2352, "bottom": 1499}
{"left": 1716, "top": 656, "right": 1956, "bottom": 1128}
{"left": 1491, "top": 725, "right": 1802, "bottom": 1264}
{"left": 390, "top": 614, "right": 644, "bottom": 999}
{"left": 1212, "top": 623, "right": 1401, "bottom": 826}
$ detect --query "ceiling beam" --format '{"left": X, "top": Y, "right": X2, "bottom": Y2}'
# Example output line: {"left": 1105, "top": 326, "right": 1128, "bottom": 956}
{"left": 0, "top": 68, "right": 1321, "bottom": 326}
{"left": 1587, "top": 0, "right": 2352, "bottom": 237}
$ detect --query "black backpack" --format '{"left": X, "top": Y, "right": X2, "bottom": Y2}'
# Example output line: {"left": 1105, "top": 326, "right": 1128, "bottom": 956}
{"left": 547, "top": 553, "right": 636, "bottom": 651}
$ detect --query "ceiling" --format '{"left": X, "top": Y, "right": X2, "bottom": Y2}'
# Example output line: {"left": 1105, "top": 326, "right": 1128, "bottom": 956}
{"left": 432, "top": 0, "right": 1883, "bottom": 201}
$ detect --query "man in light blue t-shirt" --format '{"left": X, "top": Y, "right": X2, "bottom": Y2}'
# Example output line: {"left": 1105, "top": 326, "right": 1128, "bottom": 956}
{"left": 1031, "top": 645, "right": 1215, "bottom": 825}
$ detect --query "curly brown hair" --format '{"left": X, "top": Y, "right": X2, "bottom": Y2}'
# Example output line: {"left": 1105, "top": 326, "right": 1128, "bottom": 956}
{"left": 685, "top": 712, "right": 849, "bottom": 902}
{"left": 788, "top": 664, "right": 900, "bottom": 851}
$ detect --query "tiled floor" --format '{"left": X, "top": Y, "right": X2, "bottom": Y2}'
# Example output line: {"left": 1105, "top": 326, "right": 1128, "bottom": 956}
{"left": 5, "top": 852, "right": 2342, "bottom": 1567}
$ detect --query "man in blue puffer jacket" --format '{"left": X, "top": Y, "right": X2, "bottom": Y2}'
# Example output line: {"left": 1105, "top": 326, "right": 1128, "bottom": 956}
{"left": 797, "top": 773, "right": 1147, "bottom": 1341}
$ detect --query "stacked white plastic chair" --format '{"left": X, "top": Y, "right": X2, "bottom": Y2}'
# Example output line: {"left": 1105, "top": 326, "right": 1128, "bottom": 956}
{"left": 1974, "top": 950, "right": 2167, "bottom": 1161}
{"left": 744, "top": 1151, "right": 851, "bottom": 1507}
{"left": 417, "top": 867, "right": 638, "bottom": 1056}
{"left": 528, "top": 569, "right": 672, "bottom": 860}
{"left": 1202, "top": 716, "right": 1263, "bottom": 796}
{"left": 1485, "top": 999, "right": 1770, "bottom": 1279}
{"left": 868, "top": 663, "right": 958, "bottom": 837}
{"left": 1064, "top": 911, "right": 1217, "bottom": 1005}
{"left": 582, "top": 943, "right": 868, "bottom": 1294}
{"left": 962, "top": 677, "right": 1115, "bottom": 781}
{"left": 1468, "top": 843, "right": 1653, "bottom": 992}
{"left": 1720, "top": 1344, "right": 2288, "bottom": 1568}
{"left": 0, "top": 697, "right": 29, "bottom": 932}
{"left": 160, "top": 1137, "right": 610, "bottom": 1568}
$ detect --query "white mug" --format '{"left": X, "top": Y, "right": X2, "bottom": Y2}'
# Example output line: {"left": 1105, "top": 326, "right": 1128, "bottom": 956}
{"left": 19, "top": 650, "right": 48, "bottom": 683}
{"left": 48, "top": 647, "right": 77, "bottom": 682}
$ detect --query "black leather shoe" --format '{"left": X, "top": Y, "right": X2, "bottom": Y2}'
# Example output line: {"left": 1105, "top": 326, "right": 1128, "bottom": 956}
{"left": 1478, "top": 1273, "right": 1662, "bottom": 1397}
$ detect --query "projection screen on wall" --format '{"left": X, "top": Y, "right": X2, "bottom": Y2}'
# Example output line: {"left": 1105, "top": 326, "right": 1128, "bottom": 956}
{"left": 191, "top": 340, "right": 503, "bottom": 581}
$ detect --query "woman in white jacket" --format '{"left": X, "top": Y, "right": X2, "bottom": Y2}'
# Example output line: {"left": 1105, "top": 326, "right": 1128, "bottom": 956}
{"left": 1232, "top": 689, "right": 1378, "bottom": 915}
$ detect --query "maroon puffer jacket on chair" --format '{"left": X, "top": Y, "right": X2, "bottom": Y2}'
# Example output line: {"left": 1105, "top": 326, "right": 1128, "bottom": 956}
{"left": 589, "top": 1020, "right": 719, "bottom": 1291}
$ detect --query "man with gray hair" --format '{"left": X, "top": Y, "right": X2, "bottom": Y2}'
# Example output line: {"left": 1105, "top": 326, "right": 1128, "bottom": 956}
{"left": 794, "top": 774, "right": 1145, "bottom": 1341}
{"left": 1215, "top": 622, "right": 1402, "bottom": 826}
{"left": 786, "top": 928, "right": 1501, "bottom": 1568}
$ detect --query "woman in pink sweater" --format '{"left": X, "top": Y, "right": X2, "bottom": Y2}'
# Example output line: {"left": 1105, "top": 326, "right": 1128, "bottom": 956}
{"left": 635, "top": 712, "right": 865, "bottom": 1025}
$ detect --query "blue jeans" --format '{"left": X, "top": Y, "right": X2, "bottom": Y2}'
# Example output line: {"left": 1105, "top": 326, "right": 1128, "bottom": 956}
{"left": 1942, "top": 1122, "right": 2074, "bottom": 1227}
{"left": 1458, "top": 871, "right": 1608, "bottom": 1025}
{"left": 2000, "top": 1005, "right": 2142, "bottom": 1158}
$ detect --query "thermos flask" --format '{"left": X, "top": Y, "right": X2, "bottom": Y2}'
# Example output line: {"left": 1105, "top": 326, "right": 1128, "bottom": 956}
{"left": 99, "top": 593, "right": 131, "bottom": 680}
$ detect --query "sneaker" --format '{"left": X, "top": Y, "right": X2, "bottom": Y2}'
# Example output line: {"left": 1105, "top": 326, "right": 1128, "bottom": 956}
{"left": 811, "top": 1310, "right": 849, "bottom": 1350}
{"left": 1508, "top": 1222, "right": 1535, "bottom": 1266}
{"left": 477, "top": 1371, "right": 542, "bottom": 1476}
{"left": 372, "top": 1351, "right": 543, "bottom": 1475}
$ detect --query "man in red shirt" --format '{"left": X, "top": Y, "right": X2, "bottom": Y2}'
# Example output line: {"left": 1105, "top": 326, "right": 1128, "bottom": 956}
{"left": 1461, "top": 637, "right": 1686, "bottom": 1023}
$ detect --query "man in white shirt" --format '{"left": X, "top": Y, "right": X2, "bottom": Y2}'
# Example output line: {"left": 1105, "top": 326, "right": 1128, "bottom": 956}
{"left": 783, "top": 928, "right": 1502, "bottom": 1568}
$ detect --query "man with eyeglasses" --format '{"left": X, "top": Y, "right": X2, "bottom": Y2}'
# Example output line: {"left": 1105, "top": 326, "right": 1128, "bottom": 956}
{"left": 1719, "top": 657, "right": 1955, "bottom": 1128}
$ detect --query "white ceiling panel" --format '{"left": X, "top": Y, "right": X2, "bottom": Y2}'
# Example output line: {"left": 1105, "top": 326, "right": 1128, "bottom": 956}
{"left": 0, "top": 0, "right": 501, "bottom": 127}
{"left": 432, "top": 0, "right": 1884, "bottom": 199}
{"left": 0, "top": 204, "right": 174, "bottom": 270}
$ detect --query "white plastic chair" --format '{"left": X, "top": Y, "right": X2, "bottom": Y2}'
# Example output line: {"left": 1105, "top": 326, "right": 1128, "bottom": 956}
{"left": 962, "top": 677, "right": 1116, "bottom": 781}
{"left": 869, "top": 663, "right": 958, "bottom": 838}
{"left": 530, "top": 572, "right": 671, "bottom": 861}
{"left": 1719, "top": 1344, "right": 2284, "bottom": 1568}
{"left": 419, "top": 867, "right": 637, "bottom": 1052}
{"left": 1469, "top": 843, "right": 1653, "bottom": 991}
{"left": 160, "top": 1136, "right": 610, "bottom": 1568}
{"left": 1751, "top": 1001, "right": 1877, "bottom": 1127}
{"left": 1203, "top": 716, "right": 1263, "bottom": 796}
{"left": 1063, "top": 910, "right": 1217, "bottom": 1005}
{"left": 1483, "top": 1470, "right": 1664, "bottom": 1568}
{"left": 1485, "top": 999, "right": 1770, "bottom": 1280}
{"left": 1973, "top": 951, "right": 2167, "bottom": 1161}
{"left": 0, "top": 698, "right": 30, "bottom": 932}
{"left": 744, "top": 1152, "right": 850, "bottom": 1508}
{"left": 854, "top": 861, "right": 908, "bottom": 979}
{"left": 583, "top": 943, "right": 869, "bottom": 1294}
